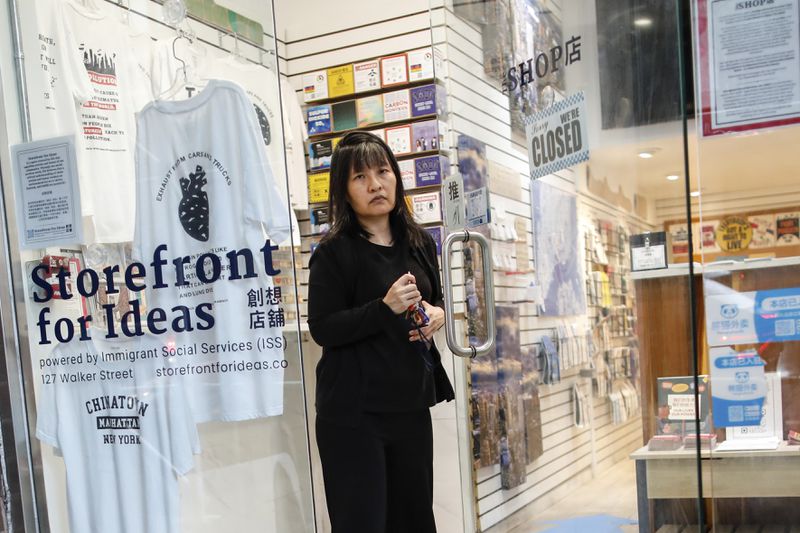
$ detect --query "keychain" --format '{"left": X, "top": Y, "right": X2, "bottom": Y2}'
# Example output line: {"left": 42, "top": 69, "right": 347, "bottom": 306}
{"left": 406, "top": 301, "right": 430, "bottom": 327}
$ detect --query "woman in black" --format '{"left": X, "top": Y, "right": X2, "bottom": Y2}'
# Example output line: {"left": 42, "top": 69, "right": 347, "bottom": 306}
{"left": 308, "top": 131, "right": 455, "bottom": 533}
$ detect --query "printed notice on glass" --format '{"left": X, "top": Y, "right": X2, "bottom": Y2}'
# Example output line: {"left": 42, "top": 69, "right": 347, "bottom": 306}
{"left": 709, "top": 347, "right": 767, "bottom": 428}
{"left": 629, "top": 232, "right": 667, "bottom": 271}
{"left": 698, "top": 0, "right": 800, "bottom": 136}
{"left": 705, "top": 286, "right": 800, "bottom": 347}
{"left": 525, "top": 92, "right": 589, "bottom": 180}
{"left": 12, "top": 136, "right": 82, "bottom": 248}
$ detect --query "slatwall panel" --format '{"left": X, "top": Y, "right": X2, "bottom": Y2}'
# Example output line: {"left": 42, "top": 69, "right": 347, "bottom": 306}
{"left": 280, "top": 6, "right": 441, "bottom": 320}
{"left": 279, "top": 2, "right": 646, "bottom": 531}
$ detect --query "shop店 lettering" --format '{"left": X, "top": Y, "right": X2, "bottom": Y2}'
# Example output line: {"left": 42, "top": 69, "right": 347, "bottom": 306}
{"left": 502, "top": 35, "right": 583, "bottom": 95}
{"left": 736, "top": 0, "right": 775, "bottom": 9}
{"left": 31, "top": 239, "right": 282, "bottom": 345}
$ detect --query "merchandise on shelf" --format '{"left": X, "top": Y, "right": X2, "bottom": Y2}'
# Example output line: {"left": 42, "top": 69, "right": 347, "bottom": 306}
{"left": 303, "top": 69, "right": 329, "bottom": 101}
{"left": 380, "top": 53, "right": 409, "bottom": 86}
{"left": 327, "top": 64, "right": 355, "bottom": 98}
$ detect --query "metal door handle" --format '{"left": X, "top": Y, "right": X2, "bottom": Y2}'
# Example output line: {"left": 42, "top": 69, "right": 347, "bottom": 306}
{"left": 441, "top": 230, "right": 496, "bottom": 358}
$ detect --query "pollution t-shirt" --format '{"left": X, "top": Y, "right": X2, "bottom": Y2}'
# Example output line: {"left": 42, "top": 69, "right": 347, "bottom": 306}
{"left": 132, "top": 80, "right": 291, "bottom": 422}
{"left": 45, "top": 0, "right": 151, "bottom": 243}
{"left": 36, "top": 335, "right": 200, "bottom": 533}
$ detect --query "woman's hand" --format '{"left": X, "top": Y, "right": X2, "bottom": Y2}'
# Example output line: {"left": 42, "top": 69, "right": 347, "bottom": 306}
{"left": 409, "top": 301, "right": 444, "bottom": 344}
{"left": 383, "top": 273, "right": 421, "bottom": 314}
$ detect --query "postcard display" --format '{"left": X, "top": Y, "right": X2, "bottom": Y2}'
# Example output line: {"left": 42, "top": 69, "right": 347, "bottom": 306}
{"left": 667, "top": 208, "right": 800, "bottom": 262}
{"left": 14, "top": 1, "right": 310, "bottom": 532}
{"left": 303, "top": 47, "right": 449, "bottom": 254}
{"left": 584, "top": 220, "right": 641, "bottom": 424}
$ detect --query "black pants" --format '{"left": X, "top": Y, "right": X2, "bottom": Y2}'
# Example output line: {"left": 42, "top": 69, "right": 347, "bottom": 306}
{"left": 316, "top": 409, "right": 436, "bottom": 533}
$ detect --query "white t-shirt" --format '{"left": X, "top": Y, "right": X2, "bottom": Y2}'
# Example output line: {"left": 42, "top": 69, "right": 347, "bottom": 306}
{"left": 133, "top": 80, "right": 290, "bottom": 422}
{"left": 36, "top": 336, "right": 200, "bottom": 533}
{"left": 42, "top": 0, "right": 151, "bottom": 243}
{"left": 152, "top": 42, "right": 306, "bottom": 228}
{"left": 206, "top": 57, "right": 303, "bottom": 242}
{"left": 279, "top": 77, "right": 310, "bottom": 210}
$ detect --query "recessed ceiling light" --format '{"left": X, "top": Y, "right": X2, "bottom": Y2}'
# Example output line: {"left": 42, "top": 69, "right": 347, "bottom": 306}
{"left": 634, "top": 17, "right": 653, "bottom": 27}
{"left": 690, "top": 190, "right": 701, "bottom": 197}
{"left": 666, "top": 174, "right": 680, "bottom": 181}
{"left": 638, "top": 151, "right": 654, "bottom": 159}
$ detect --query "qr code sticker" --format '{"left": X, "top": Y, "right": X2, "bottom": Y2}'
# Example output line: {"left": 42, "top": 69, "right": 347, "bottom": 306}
{"left": 728, "top": 405, "right": 744, "bottom": 423}
{"left": 775, "top": 319, "right": 796, "bottom": 337}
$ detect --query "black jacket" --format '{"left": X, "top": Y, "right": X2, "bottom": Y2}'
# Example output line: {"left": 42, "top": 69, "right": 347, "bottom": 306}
{"left": 308, "top": 231, "right": 455, "bottom": 426}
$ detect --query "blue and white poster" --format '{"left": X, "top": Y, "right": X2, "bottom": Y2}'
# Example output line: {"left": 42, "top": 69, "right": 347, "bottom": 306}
{"left": 531, "top": 181, "right": 586, "bottom": 316}
{"left": 705, "top": 285, "right": 800, "bottom": 346}
{"left": 709, "top": 347, "right": 767, "bottom": 427}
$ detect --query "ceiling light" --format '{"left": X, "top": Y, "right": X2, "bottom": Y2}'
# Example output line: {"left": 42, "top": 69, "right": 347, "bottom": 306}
{"left": 690, "top": 190, "right": 701, "bottom": 197}
{"left": 638, "top": 151, "right": 654, "bottom": 159}
{"left": 666, "top": 174, "right": 680, "bottom": 181}
{"left": 634, "top": 17, "right": 653, "bottom": 27}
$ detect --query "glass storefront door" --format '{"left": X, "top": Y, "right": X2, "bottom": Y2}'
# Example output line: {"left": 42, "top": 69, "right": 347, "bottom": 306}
{"left": 433, "top": 0, "right": 704, "bottom": 531}
{"left": 0, "top": 1, "right": 315, "bottom": 531}
{"left": 691, "top": 0, "right": 800, "bottom": 530}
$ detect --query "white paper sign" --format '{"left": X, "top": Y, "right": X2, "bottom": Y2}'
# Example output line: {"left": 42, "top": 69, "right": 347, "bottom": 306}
{"left": 442, "top": 173, "right": 465, "bottom": 231}
{"left": 726, "top": 372, "right": 782, "bottom": 441}
{"left": 701, "top": 0, "right": 800, "bottom": 135}
{"left": 465, "top": 187, "right": 489, "bottom": 227}
{"left": 668, "top": 394, "right": 699, "bottom": 420}
{"left": 12, "top": 136, "right": 83, "bottom": 248}
{"left": 525, "top": 92, "right": 589, "bottom": 179}
{"left": 631, "top": 244, "right": 666, "bottom": 271}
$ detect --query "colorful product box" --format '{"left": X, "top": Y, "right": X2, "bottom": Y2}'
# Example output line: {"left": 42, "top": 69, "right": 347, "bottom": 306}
{"left": 414, "top": 155, "right": 449, "bottom": 188}
{"left": 302, "top": 70, "right": 328, "bottom": 102}
{"left": 308, "top": 138, "right": 339, "bottom": 170}
{"left": 411, "top": 120, "right": 444, "bottom": 152}
{"left": 425, "top": 226, "right": 443, "bottom": 255}
{"left": 398, "top": 159, "right": 416, "bottom": 190}
{"left": 385, "top": 125, "right": 412, "bottom": 155}
{"left": 410, "top": 84, "right": 447, "bottom": 117}
{"left": 356, "top": 95, "right": 384, "bottom": 127}
{"left": 308, "top": 171, "right": 330, "bottom": 204}
{"left": 354, "top": 59, "right": 381, "bottom": 93}
{"left": 331, "top": 100, "right": 357, "bottom": 132}
{"left": 380, "top": 53, "right": 408, "bottom": 87}
{"left": 410, "top": 191, "right": 442, "bottom": 224}
{"left": 327, "top": 64, "right": 355, "bottom": 98}
{"left": 306, "top": 104, "right": 332, "bottom": 135}
{"left": 383, "top": 89, "right": 411, "bottom": 122}
{"left": 407, "top": 47, "right": 435, "bottom": 82}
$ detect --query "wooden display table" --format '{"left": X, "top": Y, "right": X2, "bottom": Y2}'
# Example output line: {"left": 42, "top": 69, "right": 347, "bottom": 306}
{"left": 630, "top": 443, "right": 800, "bottom": 533}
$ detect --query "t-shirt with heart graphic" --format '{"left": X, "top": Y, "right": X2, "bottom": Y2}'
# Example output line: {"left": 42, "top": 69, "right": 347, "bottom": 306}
{"left": 133, "top": 80, "right": 291, "bottom": 422}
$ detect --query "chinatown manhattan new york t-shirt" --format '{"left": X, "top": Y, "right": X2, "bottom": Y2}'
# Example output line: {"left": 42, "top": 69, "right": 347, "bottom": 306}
{"left": 36, "top": 335, "right": 200, "bottom": 533}
{"left": 133, "top": 80, "right": 291, "bottom": 422}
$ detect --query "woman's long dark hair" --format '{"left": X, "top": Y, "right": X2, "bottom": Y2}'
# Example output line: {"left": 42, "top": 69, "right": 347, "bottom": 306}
{"left": 323, "top": 131, "right": 429, "bottom": 249}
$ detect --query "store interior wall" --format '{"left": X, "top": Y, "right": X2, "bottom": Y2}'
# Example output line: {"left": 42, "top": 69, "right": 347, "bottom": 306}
{"left": 275, "top": 0, "right": 651, "bottom": 530}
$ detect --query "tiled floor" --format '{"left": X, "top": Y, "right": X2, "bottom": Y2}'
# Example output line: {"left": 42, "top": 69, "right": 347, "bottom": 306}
{"left": 486, "top": 459, "right": 639, "bottom": 533}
